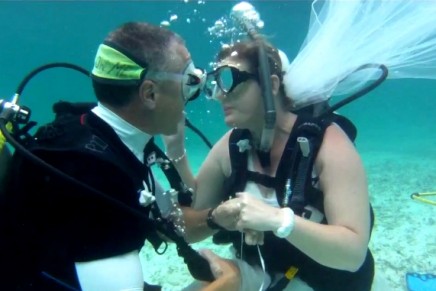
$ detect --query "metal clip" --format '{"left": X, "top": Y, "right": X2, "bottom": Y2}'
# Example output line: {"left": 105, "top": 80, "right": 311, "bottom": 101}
{"left": 236, "top": 139, "right": 251, "bottom": 153}
{"left": 138, "top": 181, "right": 155, "bottom": 207}
{"left": 297, "top": 137, "right": 310, "bottom": 157}
{"left": 283, "top": 178, "right": 292, "bottom": 207}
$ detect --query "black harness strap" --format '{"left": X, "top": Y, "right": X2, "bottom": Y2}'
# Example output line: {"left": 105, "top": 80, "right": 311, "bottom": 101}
{"left": 246, "top": 171, "right": 276, "bottom": 188}
{"left": 222, "top": 128, "right": 252, "bottom": 196}
{"left": 286, "top": 116, "right": 332, "bottom": 214}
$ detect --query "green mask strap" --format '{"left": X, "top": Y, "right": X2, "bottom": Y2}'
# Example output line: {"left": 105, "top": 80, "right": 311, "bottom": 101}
{"left": 91, "top": 41, "right": 148, "bottom": 85}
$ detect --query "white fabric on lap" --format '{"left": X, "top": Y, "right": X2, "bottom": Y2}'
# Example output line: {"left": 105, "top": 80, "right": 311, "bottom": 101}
{"left": 75, "top": 250, "right": 144, "bottom": 291}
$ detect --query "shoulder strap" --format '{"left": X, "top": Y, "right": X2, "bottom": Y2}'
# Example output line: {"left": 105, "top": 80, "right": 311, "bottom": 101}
{"left": 212, "top": 129, "right": 252, "bottom": 247}
{"left": 276, "top": 115, "right": 333, "bottom": 215}
{"left": 222, "top": 128, "right": 252, "bottom": 198}
{"left": 291, "top": 115, "right": 332, "bottom": 213}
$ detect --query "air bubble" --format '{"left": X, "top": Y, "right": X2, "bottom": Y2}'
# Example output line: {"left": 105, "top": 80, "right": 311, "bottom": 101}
{"left": 160, "top": 20, "right": 170, "bottom": 27}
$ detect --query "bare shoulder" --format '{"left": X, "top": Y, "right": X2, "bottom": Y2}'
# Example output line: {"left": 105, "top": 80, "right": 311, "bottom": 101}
{"left": 213, "top": 130, "right": 232, "bottom": 153}
{"left": 194, "top": 130, "right": 233, "bottom": 209}
{"left": 316, "top": 123, "right": 363, "bottom": 174}
{"left": 206, "top": 129, "right": 233, "bottom": 176}
{"left": 324, "top": 123, "right": 358, "bottom": 153}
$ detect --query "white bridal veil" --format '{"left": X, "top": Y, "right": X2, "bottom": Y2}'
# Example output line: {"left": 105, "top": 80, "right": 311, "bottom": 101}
{"left": 284, "top": 0, "right": 436, "bottom": 110}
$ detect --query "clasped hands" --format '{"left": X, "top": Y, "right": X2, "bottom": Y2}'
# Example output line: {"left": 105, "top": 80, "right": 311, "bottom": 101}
{"left": 212, "top": 192, "right": 284, "bottom": 245}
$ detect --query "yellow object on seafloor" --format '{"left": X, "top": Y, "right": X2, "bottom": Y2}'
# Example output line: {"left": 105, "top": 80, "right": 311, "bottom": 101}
{"left": 410, "top": 192, "right": 436, "bottom": 206}
{"left": 0, "top": 122, "right": 12, "bottom": 151}
{"left": 285, "top": 266, "right": 299, "bottom": 280}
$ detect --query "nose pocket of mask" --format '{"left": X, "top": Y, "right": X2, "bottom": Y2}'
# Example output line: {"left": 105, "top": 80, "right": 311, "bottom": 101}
{"left": 183, "top": 67, "right": 206, "bottom": 102}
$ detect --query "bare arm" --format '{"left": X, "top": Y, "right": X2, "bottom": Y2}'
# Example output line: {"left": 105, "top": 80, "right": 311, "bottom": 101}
{"left": 193, "top": 131, "right": 231, "bottom": 209}
{"left": 287, "top": 124, "right": 370, "bottom": 271}
{"left": 181, "top": 207, "right": 215, "bottom": 243}
{"left": 162, "top": 116, "right": 230, "bottom": 207}
{"left": 164, "top": 126, "right": 232, "bottom": 242}
{"left": 161, "top": 116, "right": 196, "bottom": 190}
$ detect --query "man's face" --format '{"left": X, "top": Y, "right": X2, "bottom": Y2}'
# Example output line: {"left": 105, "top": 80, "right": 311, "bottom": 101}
{"left": 152, "top": 42, "right": 191, "bottom": 135}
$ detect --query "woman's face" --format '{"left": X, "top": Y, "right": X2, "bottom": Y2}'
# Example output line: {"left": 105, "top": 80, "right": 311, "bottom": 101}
{"left": 214, "top": 57, "right": 264, "bottom": 131}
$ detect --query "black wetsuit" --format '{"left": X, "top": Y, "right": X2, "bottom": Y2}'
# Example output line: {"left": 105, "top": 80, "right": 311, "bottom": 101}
{"left": 0, "top": 110, "right": 157, "bottom": 290}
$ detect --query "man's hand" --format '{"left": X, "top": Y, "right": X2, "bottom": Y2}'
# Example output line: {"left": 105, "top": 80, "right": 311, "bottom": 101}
{"left": 161, "top": 113, "right": 186, "bottom": 159}
{"left": 213, "top": 200, "right": 241, "bottom": 231}
{"left": 199, "top": 249, "right": 240, "bottom": 291}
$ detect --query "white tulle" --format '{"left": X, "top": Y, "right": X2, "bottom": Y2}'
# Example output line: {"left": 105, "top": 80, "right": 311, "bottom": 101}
{"left": 284, "top": 0, "right": 436, "bottom": 109}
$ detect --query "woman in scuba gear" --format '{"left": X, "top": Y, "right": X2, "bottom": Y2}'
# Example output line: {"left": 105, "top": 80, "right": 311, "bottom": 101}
{"left": 168, "top": 39, "right": 374, "bottom": 291}
{"left": 167, "top": 0, "right": 436, "bottom": 288}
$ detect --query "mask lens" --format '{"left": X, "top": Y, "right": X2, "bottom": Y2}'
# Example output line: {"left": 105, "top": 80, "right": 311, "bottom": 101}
{"left": 187, "top": 74, "right": 200, "bottom": 86}
{"left": 217, "top": 67, "right": 234, "bottom": 93}
{"left": 184, "top": 75, "right": 199, "bottom": 101}
{"left": 183, "top": 65, "right": 206, "bottom": 102}
{"left": 204, "top": 74, "right": 218, "bottom": 99}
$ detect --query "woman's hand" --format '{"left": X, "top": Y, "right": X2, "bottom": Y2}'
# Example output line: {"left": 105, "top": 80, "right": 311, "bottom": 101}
{"left": 216, "top": 193, "right": 281, "bottom": 233}
{"left": 243, "top": 229, "right": 264, "bottom": 245}
{"left": 233, "top": 192, "right": 283, "bottom": 232}
{"left": 212, "top": 199, "right": 263, "bottom": 245}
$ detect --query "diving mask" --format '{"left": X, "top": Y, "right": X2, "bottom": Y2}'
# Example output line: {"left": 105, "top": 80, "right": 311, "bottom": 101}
{"left": 204, "top": 65, "right": 257, "bottom": 100}
{"left": 182, "top": 62, "right": 207, "bottom": 102}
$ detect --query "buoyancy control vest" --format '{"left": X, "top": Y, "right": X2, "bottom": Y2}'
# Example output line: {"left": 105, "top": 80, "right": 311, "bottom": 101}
{"left": 212, "top": 113, "right": 375, "bottom": 291}
{"left": 0, "top": 101, "right": 213, "bottom": 289}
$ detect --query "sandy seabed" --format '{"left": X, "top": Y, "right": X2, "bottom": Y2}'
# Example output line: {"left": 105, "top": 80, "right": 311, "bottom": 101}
{"left": 140, "top": 150, "right": 436, "bottom": 291}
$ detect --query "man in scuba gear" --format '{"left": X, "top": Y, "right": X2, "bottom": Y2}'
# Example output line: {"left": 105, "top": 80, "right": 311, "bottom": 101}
{"left": 0, "top": 21, "right": 230, "bottom": 290}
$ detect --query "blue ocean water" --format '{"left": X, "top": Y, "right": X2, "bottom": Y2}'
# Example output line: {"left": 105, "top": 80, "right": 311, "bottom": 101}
{"left": 1, "top": 1, "right": 434, "bottom": 290}
{"left": 1, "top": 1, "right": 434, "bottom": 153}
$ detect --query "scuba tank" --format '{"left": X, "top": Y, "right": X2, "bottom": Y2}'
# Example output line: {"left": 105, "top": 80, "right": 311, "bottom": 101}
{"left": 0, "top": 123, "right": 12, "bottom": 193}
